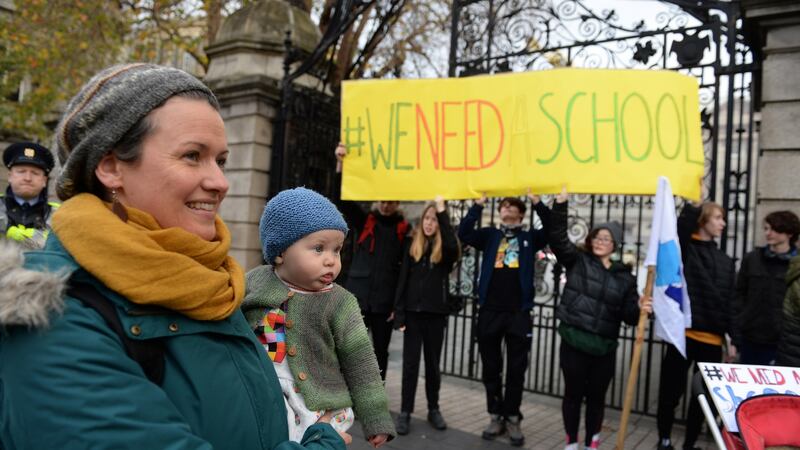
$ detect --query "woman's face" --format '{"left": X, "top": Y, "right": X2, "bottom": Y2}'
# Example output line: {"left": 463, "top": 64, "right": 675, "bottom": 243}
{"left": 113, "top": 97, "right": 229, "bottom": 240}
{"left": 764, "top": 222, "right": 791, "bottom": 248}
{"left": 591, "top": 229, "right": 615, "bottom": 258}
{"left": 422, "top": 206, "right": 439, "bottom": 237}
{"left": 702, "top": 208, "right": 726, "bottom": 238}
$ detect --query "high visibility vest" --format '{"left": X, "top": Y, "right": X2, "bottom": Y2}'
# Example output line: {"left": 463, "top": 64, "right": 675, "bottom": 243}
{"left": 0, "top": 195, "right": 60, "bottom": 250}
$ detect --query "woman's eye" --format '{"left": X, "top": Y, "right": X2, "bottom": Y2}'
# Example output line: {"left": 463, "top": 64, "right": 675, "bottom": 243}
{"left": 216, "top": 157, "right": 227, "bottom": 168}
{"left": 183, "top": 151, "right": 200, "bottom": 162}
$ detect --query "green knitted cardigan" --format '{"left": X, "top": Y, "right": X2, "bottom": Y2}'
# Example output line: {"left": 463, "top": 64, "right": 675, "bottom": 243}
{"left": 242, "top": 265, "right": 395, "bottom": 440}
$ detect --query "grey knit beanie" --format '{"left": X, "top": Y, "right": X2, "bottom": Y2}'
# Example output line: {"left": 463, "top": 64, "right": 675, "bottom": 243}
{"left": 259, "top": 187, "right": 349, "bottom": 264}
{"left": 54, "top": 63, "right": 218, "bottom": 200}
{"left": 593, "top": 221, "right": 623, "bottom": 248}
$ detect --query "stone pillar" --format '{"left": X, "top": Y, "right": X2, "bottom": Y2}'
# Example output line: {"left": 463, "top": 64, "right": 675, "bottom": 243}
{"left": 204, "top": 0, "right": 321, "bottom": 269}
{"left": 744, "top": 1, "right": 800, "bottom": 245}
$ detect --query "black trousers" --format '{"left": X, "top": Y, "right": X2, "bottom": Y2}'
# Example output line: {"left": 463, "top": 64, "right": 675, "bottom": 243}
{"left": 560, "top": 341, "right": 616, "bottom": 445}
{"left": 364, "top": 312, "right": 394, "bottom": 380}
{"left": 656, "top": 339, "right": 722, "bottom": 447}
{"left": 400, "top": 311, "right": 448, "bottom": 413}
{"left": 739, "top": 340, "right": 777, "bottom": 366}
{"left": 476, "top": 309, "right": 532, "bottom": 418}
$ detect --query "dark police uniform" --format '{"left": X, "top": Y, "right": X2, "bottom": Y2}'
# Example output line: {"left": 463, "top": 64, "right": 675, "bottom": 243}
{"left": 1, "top": 142, "right": 59, "bottom": 249}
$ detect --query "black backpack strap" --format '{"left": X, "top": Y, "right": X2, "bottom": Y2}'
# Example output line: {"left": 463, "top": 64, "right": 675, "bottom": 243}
{"left": 66, "top": 282, "right": 165, "bottom": 385}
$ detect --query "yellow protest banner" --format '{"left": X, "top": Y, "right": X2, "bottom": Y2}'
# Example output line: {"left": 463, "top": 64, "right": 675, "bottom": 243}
{"left": 340, "top": 68, "right": 703, "bottom": 201}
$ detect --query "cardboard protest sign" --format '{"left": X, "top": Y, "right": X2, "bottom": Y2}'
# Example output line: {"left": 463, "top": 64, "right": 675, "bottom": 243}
{"left": 698, "top": 362, "right": 800, "bottom": 432}
{"left": 340, "top": 68, "right": 704, "bottom": 201}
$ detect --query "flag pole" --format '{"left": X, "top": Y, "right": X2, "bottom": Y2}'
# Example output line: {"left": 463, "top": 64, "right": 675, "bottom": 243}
{"left": 615, "top": 265, "right": 655, "bottom": 450}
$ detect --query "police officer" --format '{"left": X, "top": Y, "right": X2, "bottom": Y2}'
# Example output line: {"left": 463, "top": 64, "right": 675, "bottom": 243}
{"left": 1, "top": 142, "right": 59, "bottom": 249}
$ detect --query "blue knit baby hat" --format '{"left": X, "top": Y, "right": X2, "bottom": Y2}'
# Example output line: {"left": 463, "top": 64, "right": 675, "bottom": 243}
{"left": 259, "top": 187, "right": 349, "bottom": 263}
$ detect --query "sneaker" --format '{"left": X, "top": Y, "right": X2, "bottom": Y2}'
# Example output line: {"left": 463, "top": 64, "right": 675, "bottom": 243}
{"left": 506, "top": 415, "right": 525, "bottom": 447}
{"left": 481, "top": 414, "right": 505, "bottom": 440}
{"left": 396, "top": 411, "right": 410, "bottom": 436}
{"left": 427, "top": 409, "right": 447, "bottom": 430}
{"left": 587, "top": 432, "right": 600, "bottom": 449}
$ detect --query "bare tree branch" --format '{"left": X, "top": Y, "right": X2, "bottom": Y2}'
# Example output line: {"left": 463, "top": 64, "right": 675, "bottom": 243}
{"left": 349, "top": 0, "right": 408, "bottom": 79}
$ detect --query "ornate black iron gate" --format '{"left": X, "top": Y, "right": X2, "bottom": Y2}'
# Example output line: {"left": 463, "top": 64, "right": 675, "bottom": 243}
{"left": 270, "top": 0, "right": 371, "bottom": 200}
{"left": 443, "top": 0, "right": 758, "bottom": 419}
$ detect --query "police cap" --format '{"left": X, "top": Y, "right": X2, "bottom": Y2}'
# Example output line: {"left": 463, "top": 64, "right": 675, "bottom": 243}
{"left": 3, "top": 142, "right": 55, "bottom": 174}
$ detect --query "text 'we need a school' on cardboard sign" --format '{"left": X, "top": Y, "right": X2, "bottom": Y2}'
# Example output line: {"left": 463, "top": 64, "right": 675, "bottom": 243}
{"left": 340, "top": 69, "right": 704, "bottom": 201}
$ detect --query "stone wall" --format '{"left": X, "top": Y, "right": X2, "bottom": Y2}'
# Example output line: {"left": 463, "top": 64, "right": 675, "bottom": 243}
{"left": 205, "top": 0, "right": 323, "bottom": 269}
{"left": 213, "top": 87, "right": 280, "bottom": 268}
{"left": 745, "top": 1, "right": 800, "bottom": 245}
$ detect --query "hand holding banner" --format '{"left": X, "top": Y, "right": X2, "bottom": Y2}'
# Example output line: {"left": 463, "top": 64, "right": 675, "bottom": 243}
{"left": 340, "top": 68, "right": 704, "bottom": 200}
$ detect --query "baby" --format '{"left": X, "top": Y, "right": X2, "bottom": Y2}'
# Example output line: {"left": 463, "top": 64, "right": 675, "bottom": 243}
{"left": 242, "top": 187, "right": 395, "bottom": 447}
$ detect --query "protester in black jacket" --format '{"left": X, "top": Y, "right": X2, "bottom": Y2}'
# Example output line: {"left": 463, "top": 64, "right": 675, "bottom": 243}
{"left": 393, "top": 196, "right": 460, "bottom": 436}
{"left": 458, "top": 191, "right": 549, "bottom": 447}
{"left": 335, "top": 143, "right": 409, "bottom": 380}
{"left": 657, "top": 201, "right": 735, "bottom": 450}
{"left": 735, "top": 211, "right": 800, "bottom": 365}
{"left": 549, "top": 188, "right": 650, "bottom": 450}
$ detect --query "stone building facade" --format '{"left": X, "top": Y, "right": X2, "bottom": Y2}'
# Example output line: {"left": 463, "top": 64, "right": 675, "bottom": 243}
{"left": 204, "top": 0, "right": 322, "bottom": 268}
{"left": 743, "top": 0, "right": 800, "bottom": 245}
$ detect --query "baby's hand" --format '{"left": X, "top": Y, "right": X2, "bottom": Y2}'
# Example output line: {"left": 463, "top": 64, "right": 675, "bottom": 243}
{"left": 368, "top": 433, "right": 390, "bottom": 448}
{"left": 316, "top": 411, "right": 353, "bottom": 444}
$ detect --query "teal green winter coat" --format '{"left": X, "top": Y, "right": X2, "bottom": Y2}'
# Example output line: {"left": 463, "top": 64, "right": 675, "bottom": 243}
{"left": 0, "top": 237, "right": 345, "bottom": 450}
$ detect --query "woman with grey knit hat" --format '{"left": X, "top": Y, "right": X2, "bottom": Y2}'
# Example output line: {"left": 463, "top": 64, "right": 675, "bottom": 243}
{"left": 0, "top": 64, "right": 345, "bottom": 449}
{"left": 548, "top": 187, "right": 652, "bottom": 450}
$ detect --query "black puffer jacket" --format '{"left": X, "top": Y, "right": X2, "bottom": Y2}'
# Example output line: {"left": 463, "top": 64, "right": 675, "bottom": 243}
{"left": 339, "top": 201, "right": 408, "bottom": 314}
{"left": 777, "top": 256, "right": 800, "bottom": 367}
{"left": 394, "top": 211, "right": 460, "bottom": 328}
{"left": 677, "top": 204, "right": 736, "bottom": 339}
{"left": 550, "top": 202, "right": 640, "bottom": 338}
{"left": 735, "top": 247, "right": 795, "bottom": 345}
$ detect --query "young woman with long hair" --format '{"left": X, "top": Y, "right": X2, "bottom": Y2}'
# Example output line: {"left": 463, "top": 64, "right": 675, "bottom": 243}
{"left": 393, "top": 196, "right": 460, "bottom": 436}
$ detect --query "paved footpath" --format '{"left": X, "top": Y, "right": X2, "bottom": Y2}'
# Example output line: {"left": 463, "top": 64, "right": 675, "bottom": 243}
{"left": 348, "top": 333, "right": 714, "bottom": 450}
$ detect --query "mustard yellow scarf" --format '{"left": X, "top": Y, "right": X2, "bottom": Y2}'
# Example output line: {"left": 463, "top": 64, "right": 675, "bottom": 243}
{"left": 52, "top": 193, "right": 244, "bottom": 321}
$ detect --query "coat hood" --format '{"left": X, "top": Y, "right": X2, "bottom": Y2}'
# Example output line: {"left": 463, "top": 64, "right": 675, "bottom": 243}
{"left": 0, "top": 241, "right": 67, "bottom": 329}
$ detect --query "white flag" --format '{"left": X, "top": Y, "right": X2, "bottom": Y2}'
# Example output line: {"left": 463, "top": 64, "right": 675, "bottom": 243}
{"left": 645, "top": 176, "right": 692, "bottom": 357}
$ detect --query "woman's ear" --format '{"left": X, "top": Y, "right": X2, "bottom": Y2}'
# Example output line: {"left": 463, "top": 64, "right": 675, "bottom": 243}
{"left": 95, "top": 153, "right": 124, "bottom": 191}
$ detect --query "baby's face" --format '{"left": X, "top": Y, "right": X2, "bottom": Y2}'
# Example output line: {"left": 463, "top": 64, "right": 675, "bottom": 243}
{"left": 277, "top": 229, "right": 346, "bottom": 291}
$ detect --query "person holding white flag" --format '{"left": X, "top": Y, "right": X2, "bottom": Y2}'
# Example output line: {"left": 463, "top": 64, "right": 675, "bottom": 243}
{"left": 654, "top": 178, "right": 736, "bottom": 450}
{"left": 548, "top": 187, "right": 651, "bottom": 450}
